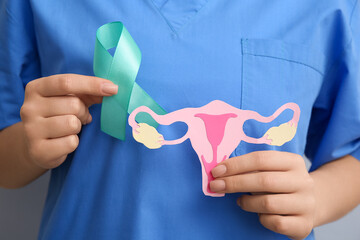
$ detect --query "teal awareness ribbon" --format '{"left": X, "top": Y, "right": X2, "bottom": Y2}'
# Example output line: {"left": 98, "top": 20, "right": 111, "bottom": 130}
{"left": 94, "top": 21, "right": 166, "bottom": 140}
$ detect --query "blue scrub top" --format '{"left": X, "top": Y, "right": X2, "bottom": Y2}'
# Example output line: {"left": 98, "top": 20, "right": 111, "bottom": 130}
{"left": 1, "top": 0, "right": 360, "bottom": 239}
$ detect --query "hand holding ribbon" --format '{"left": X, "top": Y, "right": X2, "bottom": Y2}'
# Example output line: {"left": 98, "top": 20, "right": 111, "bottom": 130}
{"left": 94, "top": 22, "right": 166, "bottom": 140}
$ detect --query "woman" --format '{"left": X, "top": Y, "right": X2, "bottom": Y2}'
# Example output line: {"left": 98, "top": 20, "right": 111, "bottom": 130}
{"left": 0, "top": 0, "right": 359, "bottom": 239}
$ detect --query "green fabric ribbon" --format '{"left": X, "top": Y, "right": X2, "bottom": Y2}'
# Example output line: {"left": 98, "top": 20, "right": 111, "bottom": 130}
{"left": 93, "top": 21, "right": 166, "bottom": 140}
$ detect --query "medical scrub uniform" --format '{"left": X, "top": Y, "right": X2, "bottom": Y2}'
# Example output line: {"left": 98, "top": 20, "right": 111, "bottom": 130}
{"left": 0, "top": 0, "right": 359, "bottom": 239}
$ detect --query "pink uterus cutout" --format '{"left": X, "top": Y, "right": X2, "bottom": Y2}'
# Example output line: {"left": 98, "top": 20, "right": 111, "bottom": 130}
{"left": 128, "top": 100, "right": 300, "bottom": 197}
{"left": 195, "top": 113, "right": 237, "bottom": 194}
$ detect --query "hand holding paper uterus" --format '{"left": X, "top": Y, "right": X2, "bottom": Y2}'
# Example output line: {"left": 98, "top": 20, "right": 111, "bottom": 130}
{"left": 128, "top": 100, "right": 300, "bottom": 197}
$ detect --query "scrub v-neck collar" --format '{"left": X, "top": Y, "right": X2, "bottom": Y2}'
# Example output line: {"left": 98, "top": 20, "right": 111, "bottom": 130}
{"left": 150, "top": 0, "right": 209, "bottom": 34}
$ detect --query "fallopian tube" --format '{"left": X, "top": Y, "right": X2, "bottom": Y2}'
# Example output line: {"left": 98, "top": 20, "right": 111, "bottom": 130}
{"left": 128, "top": 100, "right": 300, "bottom": 197}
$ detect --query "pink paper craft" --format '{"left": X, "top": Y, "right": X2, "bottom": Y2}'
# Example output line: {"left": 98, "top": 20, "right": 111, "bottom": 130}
{"left": 128, "top": 100, "right": 300, "bottom": 197}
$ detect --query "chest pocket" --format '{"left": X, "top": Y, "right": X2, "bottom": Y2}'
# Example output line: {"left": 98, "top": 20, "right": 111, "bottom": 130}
{"left": 235, "top": 39, "right": 327, "bottom": 156}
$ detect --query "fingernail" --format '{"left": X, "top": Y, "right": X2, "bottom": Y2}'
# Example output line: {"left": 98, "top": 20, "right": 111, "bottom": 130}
{"left": 212, "top": 165, "right": 227, "bottom": 178}
{"left": 101, "top": 83, "right": 118, "bottom": 95}
{"left": 210, "top": 180, "right": 226, "bottom": 192}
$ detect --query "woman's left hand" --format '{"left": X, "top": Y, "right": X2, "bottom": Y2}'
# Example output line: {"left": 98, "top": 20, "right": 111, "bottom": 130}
{"left": 210, "top": 151, "right": 316, "bottom": 240}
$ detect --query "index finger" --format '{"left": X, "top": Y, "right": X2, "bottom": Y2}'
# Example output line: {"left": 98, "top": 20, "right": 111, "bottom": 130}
{"left": 211, "top": 151, "right": 303, "bottom": 178}
{"left": 36, "top": 74, "right": 118, "bottom": 97}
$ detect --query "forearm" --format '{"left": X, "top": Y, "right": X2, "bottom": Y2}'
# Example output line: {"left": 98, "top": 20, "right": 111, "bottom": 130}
{"left": 0, "top": 122, "right": 46, "bottom": 189}
{"left": 311, "top": 155, "right": 360, "bottom": 227}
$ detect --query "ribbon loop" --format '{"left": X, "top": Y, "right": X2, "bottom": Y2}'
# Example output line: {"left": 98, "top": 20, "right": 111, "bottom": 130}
{"left": 94, "top": 21, "right": 166, "bottom": 140}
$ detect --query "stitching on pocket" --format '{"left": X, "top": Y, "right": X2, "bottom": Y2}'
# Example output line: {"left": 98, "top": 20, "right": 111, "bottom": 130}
{"left": 241, "top": 39, "right": 327, "bottom": 76}
{"left": 244, "top": 54, "right": 324, "bottom": 76}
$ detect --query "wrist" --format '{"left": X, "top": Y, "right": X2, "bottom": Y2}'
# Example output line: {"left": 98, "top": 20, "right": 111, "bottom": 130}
{"left": 0, "top": 122, "right": 47, "bottom": 188}
{"left": 18, "top": 122, "right": 47, "bottom": 182}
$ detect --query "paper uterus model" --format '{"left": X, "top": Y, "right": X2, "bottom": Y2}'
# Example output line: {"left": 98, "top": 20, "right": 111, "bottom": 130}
{"left": 128, "top": 100, "right": 300, "bottom": 197}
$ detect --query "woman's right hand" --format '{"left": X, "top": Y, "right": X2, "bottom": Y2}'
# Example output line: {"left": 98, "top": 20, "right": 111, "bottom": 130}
{"left": 20, "top": 74, "right": 118, "bottom": 169}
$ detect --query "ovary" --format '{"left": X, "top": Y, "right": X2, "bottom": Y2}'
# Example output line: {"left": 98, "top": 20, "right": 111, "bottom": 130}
{"left": 263, "top": 122, "right": 297, "bottom": 146}
{"left": 132, "top": 123, "right": 164, "bottom": 149}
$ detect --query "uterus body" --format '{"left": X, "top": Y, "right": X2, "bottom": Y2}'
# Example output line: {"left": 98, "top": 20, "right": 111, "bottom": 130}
{"left": 128, "top": 100, "right": 300, "bottom": 197}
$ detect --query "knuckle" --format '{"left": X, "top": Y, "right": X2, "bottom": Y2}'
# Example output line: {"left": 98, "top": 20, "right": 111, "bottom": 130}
{"left": 238, "top": 196, "right": 247, "bottom": 209}
{"left": 58, "top": 75, "right": 72, "bottom": 92}
{"left": 48, "top": 156, "right": 67, "bottom": 169}
{"left": 24, "top": 80, "right": 36, "bottom": 94}
{"left": 19, "top": 105, "right": 27, "bottom": 119}
{"left": 273, "top": 217, "right": 288, "bottom": 233}
{"left": 258, "top": 214, "right": 266, "bottom": 226}
{"left": 254, "top": 154, "right": 266, "bottom": 168}
{"left": 254, "top": 151, "right": 269, "bottom": 167}
{"left": 237, "top": 196, "right": 244, "bottom": 207}
{"left": 300, "top": 175, "right": 315, "bottom": 192}
{"left": 304, "top": 175, "right": 315, "bottom": 187}
{"left": 67, "top": 135, "right": 79, "bottom": 151}
{"left": 260, "top": 173, "right": 274, "bottom": 189}
{"left": 262, "top": 196, "right": 276, "bottom": 212}
{"left": 69, "top": 97, "right": 83, "bottom": 115}
{"left": 42, "top": 160, "right": 56, "bottom": 169}
{"left": 293, "top": 155, "right": 305, "bottom": 168}
{"left": 20, "top": 104, "right": 32, "bottom": 120}
{"left": 226, "top": 158, "right": 239, "bottom": 173}
{"left": 224, "top": 178, "right": 236, "bottom": 192}
{"left": 90, "top": 78, "right": 102, "bottom": 95}
{"left": 67, "top": 115, "right": 81, "bottom": 132}
{"left": 259, "top": 214, "right": 272, "bottom": 229}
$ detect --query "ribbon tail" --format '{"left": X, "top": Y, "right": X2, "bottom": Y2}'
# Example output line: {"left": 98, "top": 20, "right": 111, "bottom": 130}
{"left": 101, "top": 96, "right": 128, "bottom": 140}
